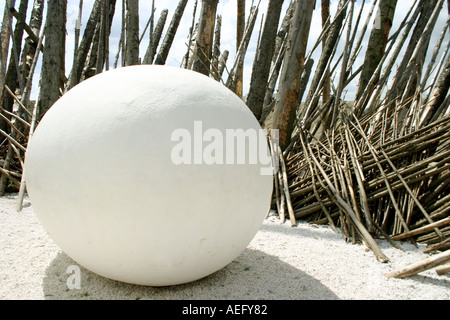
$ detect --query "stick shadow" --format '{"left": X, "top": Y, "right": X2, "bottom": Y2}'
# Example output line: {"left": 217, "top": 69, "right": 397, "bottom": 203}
{"left": 42, "top": 248, "right": 340, "bottom": 300}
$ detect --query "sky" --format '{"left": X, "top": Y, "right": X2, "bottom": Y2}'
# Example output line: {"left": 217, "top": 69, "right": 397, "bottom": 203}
{"left": 1, "top": 0, "right": 449, "bottom": 101}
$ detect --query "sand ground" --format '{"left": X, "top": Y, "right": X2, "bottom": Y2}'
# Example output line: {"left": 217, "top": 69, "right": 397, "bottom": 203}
{"left": 1, "top": 193, "right": 449, "bottom": 300}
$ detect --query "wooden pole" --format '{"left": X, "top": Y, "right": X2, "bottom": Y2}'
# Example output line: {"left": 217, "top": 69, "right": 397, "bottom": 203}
{"left": 272, "top": 0, "right": 315, "bottom": 150}
{"left": 321, "top": 0, "right": 331, "bottom": 104}
{"left": 183, "top": 0, "right": 198, "bottom": 69}
{"left": 246, "top": 0, "right": 284, "bottom": 120}
{"left": 192, "top": 0, "right": 219, "bottom": 76}
{"left": 279, "top": 146, "right": 296, "bottom": 227}
{"left": 143, "top": 9, "right": 168, "bottom": 65}
{"left": 67, "top": 0, "right": 101, "bottom": 89}
{"left": 392, "top": 217, "right": 450, "bottom": 241}
{"left": 226, "top": 4, "right": 259, "bottom": 94}
{"left": 236, "top": 0, "right": 245, "bottom": 97}
{"left": 211, "top": 15, "right": 222, "bottom": 80}
{"left": 70, "top": 0, "right": 83, "bottom": 86}
{"left": 385, "top": 250, "right": 450, "bottom": 278}
{"left": 125, "top": 0, "right": 139, "bottom": 66}
{"left": 154, "top": 0, "right": 188, "bottom": 65}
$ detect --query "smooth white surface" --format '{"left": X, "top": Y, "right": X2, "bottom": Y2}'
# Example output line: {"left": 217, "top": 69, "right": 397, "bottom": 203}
{"left": 25, "top": 65, "right": 273, "bottom": 286}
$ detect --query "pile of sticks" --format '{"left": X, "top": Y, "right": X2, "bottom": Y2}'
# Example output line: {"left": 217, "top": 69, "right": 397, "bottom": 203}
{"left": 271, "top": 103, "right": 450, "bottom": 263}
{"left": 266, "top": 0, "right": 450, "bottom": 266}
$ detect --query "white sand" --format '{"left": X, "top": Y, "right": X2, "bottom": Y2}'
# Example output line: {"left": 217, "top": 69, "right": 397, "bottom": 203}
{"left": 1, "top": 193, "right": 449, "bottom": 300}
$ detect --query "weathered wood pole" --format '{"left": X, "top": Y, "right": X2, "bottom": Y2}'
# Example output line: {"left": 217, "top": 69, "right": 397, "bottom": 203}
{"left": 1, "top": 0, "right": 16, "bottom": 89}
{"left": 66, "top": 0, "right": 101, "bottom": 90}
{"left": 321, "top": 0, "right": 331, "bottom": 104}
{"left": 1, "top": 0, "right": 28, "bottom": 130}
{"left": 272, "top": 0, "right": 315, "bottom": 150}
{"left": 192, "top": 0, "right": 219, "bottom": 76}
{"left": 37, "top": 0, "right": 66, "bottom": 119}
{"left": 235, "top": 0, "right": 245, "bottom": 97}
{"left": 154, "top": 0, "right": 189, "bottom": 65}
{"left": 143, "top": 9, "right": 168, "bottom": 64}
{"left": 211, "top": 14, "right": 222, "bottom": 80}
{"left": 421, "top": 55, "right": 450, "bottom": 126}
{"left": 301, "top": 0, "right": 347, "bottom": 122}
{"left": 246, "top": 0, "right": 284, "bottom": 120}
{"left": 125, "top": 0, "right": 139, "bottom": 66}
{"left": 356, "top": 0, "right": 397, "bottom": 101}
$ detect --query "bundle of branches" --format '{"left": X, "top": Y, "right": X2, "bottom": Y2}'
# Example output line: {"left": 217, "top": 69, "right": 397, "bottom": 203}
{"left": 272, "top": 108, "right": 450, "bottom": 259}
{"left": 268, "top": 0, "right": 450, "bottom": 262}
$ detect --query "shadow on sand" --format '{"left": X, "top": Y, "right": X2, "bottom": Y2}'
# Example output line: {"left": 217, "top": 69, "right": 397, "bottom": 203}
{"left": 42, "top": 247, "right": 339, "bottom": 300}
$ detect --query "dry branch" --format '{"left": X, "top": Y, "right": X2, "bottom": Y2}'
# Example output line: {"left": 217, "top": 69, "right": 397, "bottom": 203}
{"left": 271, "top": 0, "right": 315, "bottom": 150}
{"left": 385, "top": 249, "right": 450, "bottom": 278}
{"left": 143, "top": 9, "right": 168, "bottom": 65}
{"left": 246, "top": 0, "right": 284, "bottom": 120}
{"left": 392, "top": 217, "right": 450, "bottom": 241}
{"left": 279, "top": 146, "right": 296, "bottom": 227}
{"left": 226, "top": 3, "right": 259, "bottom": 94}
{"left": 154, "top": 0, "right": 188, "bottom": 65}
{"left": 192, "top": 0, "right": 219, "bottom": 76}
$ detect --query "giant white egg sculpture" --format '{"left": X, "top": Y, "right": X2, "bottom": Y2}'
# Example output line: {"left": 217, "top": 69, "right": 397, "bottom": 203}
{"left": 25, "top": 65, "right": 274, "bottom": 286}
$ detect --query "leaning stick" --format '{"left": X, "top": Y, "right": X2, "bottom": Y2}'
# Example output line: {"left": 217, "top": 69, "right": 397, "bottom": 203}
{"left": 385, "top": 250, "right": 450, "bottom": 279}
{"left": 277, "top": 169, "right": 286, "bottom": 224}
{"left": 183, "top": 0, "right": 198, "bottom": 69}
{"left": 350, "top": 116, "right": 410, "bottom": 233}
{"left": 302, "top": 131, "right": 389, "bottom": 263}
{"left": 348, "top": 0, "right": 377, "bottom": 71}
{"left": 268, "top": 134, "right": 282, "bottom": 221}
{"left": 392, "top": 217, "right": 450, "bottom": 241}
{"left": 380, "top": 149, "right": 444, "bottom": 239}
{"left": 0, "top": 128, "right": 26, "bottom": 152}
{"left": 424, "top": 237, "right": 450, "bottom": 253}
{"left": 344, "top": 126, "right": 374, "bottom": 233}
{"left": 279, "top": 146, "right": 296, "bottom": 227}
{"left": 0, "top": 111, "right": 27, "bottom": 139}
{"left": 299, "top": 131, "right": 338, "bottom": 232}
{"left": 3, "top": 85, "right": 33, "bottom": 119}
{"left": 17, "top": 85, "right": 41, "bottom": 211}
